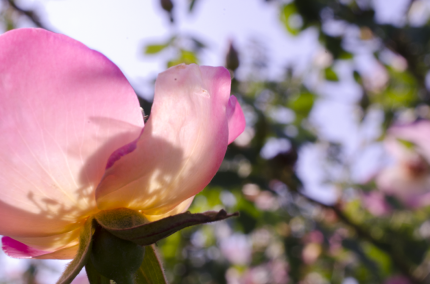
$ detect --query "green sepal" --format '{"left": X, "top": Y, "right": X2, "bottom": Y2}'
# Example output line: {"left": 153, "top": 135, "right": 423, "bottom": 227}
{"left": 95, "top": 209, "right": 239, "bottom": 245}
{"left": 90, "top": 227, "right": 145, "bottom": 284}
{"left": 85, "top": 245, "right": 167, "bottom": 284}
{"left": 134, "top": 245, "right": 168, "bottom": 284}
{"left": 56, "top": 216, "right": 95, "bottom": 284}
{"left": 94, "top": 208, "right": 148, "bottom": 229}
{"left": 86, "top": 244, "right": 167, "bottom": 284}
{"left": 85, "top": 258, "right": 111, "bottom": 284}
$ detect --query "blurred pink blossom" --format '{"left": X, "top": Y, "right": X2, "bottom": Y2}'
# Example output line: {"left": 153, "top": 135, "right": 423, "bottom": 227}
{"left": 376, "top": 121, "right": 430, "bottom": 207}
{"left": 384, "top": 275, "right": 412, "bottom": 284}
{"left": 220, "top": 234, "right": 252, "bottom": 265}
{"left": 302, "top": 231, "right": 323, "bottom": 264}
{"left": 362, "top": 191, "right": 392, "bottom": 216}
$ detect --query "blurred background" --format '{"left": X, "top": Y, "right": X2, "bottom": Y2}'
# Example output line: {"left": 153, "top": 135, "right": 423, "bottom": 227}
{"left": 2, "top": 0, "right": 430, "bottom": 283}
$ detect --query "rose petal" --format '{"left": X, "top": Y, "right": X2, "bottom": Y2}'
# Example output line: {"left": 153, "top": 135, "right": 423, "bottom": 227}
{"left": 2, "top": 236, "right": 49, "bottom": 259}
{"left": 2, "top": 236, "right": 79, "bottom": 259}
{"left": 106, "top": 129, "right": 143, "bottom": 169}
{"left": 34, "top": 245, "right": 79, "bottom": 260}
{"left": 10, "top": 225, "right": 80, "bottom": 253}
{"left": 0, "top": 28, "right": 143, "bottom": 238}
{"left": 96, "top": 64, "right": 241, "bottom": 215}
{"left": 227, "top": 95, "right": 246, "bottom": 144}
{"left": 2, "top": 234, "right": 79, "bottom": 259}
{"left": 144, "top": 196, "right": 194, "bottom": 222}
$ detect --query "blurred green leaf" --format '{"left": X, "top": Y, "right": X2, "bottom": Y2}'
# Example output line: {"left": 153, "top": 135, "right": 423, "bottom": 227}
{"left": 180, "top": 49, "right": 198, "bottom": 63}
{"left": 159, "top": 231, "right": 182, "bottom": 259}
{"left": 168, "top": 49, "right": 199, "bottom": 67}
{"left": 342, "top": 239, "right": 380, "bottom": 279}
{"left": 280, "top": 3, "right": 300, "bottom": 35}
{"left": 339, "top": 51, "right": 354, "bottom": 60}
{"left": 397, "top": 138, "right": 415, "bottom": 149}
{"left": 375, "top": 69, "right": 418, "bottom": 108}
{"left": 145, "top": 44, "right": 169, "bottom": 55}
{"left": 287, "top": 92, "right": 315, "bottom": 121}
{"left": 324, "top": 67, "right": 339, "bottom": 82}
{"left": 362, "top": 243, "right": 392, "bottom": 277}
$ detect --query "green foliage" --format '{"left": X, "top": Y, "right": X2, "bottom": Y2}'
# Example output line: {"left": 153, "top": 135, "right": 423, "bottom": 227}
{"left": 385, "top": 71, "right": 418, "bottom": 107}
{"left": 145, "top": 44, "right": 169, "bottom": 55}
{"left": 287, "top": 91, "right": 315, "bottom": 123}
{"left": 339, "top": 51, "right": 354, "bottom": 60}
{"left": 168, "top": 50, "right": 199, "bottom": 67}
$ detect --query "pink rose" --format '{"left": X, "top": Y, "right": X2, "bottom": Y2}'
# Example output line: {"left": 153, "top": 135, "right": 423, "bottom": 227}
{"left": 0, "top": 28, "right": 245, "bottom": 259}
{"left": 362, "top": 191, "right": 392, "bottom": 216}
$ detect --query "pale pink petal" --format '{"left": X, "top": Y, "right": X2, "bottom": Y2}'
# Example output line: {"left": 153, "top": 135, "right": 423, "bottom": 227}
{"left": 96, "top": 64, "right": 243, "bottom": 214}
{"left": 2, "top": 237, "right": 49, "bottom": 259}
{"left": 400, "top": 191, "right": 430, "bottom": 208}
{"left": 227, "top": 96, "right": 246, "bottom": 144}
{"left": 106, "top": 129, "right": 143, "bottom": 169}
{"left": 144, "top": 196, "right": 194, "bottom": 222}
{"left": 2, "top": 237, "right": 78, "bottom": 259}
{"left": 34, "top": 245, "right": 78, "bottom": 259}
{"left": 0, "top": 28, "right": 143, "bottom": 239}
{"left": 11, "top": 226, "right": 80, "bottom": 252}
{"left": 362, "top": 192, "right": 391, "bottom": 216}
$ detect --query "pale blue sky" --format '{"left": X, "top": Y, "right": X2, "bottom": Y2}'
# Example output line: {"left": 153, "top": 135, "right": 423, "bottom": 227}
{"left": 17, "top": 0, "right": 318, "bottom": 98}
